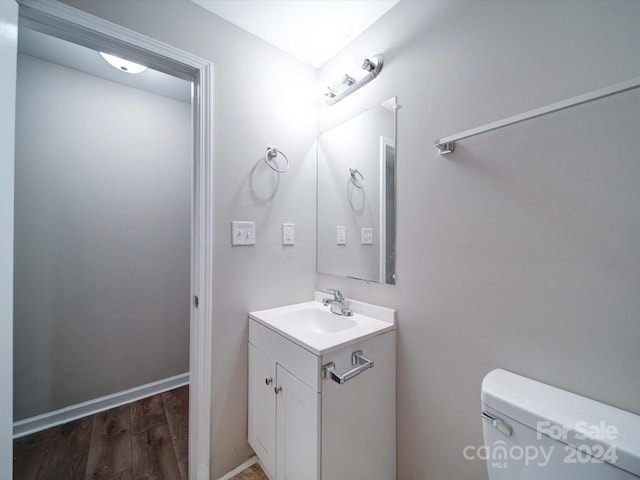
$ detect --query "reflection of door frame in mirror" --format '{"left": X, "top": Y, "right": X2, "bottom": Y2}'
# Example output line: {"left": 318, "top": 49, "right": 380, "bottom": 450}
{"left": 16, "top": 1, "right": 214, "bottom": 477}
{"left": 379, "top": 136, "right": 395, "bottom": 283}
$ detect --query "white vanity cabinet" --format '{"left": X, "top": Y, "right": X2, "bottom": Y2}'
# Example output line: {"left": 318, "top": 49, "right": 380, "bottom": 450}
{"left": 248, "top": 342, "right": 320, "bottom": 480}
{"left": 248, "top": 297, "right": 396, "bottom": 480}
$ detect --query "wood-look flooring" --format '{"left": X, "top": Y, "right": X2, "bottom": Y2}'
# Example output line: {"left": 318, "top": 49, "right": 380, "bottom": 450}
{"left": 230, "top": 463, "right": 268, "bottom": 480}
{"left": 13, "top": 386, "right": 188, "bottom": 480}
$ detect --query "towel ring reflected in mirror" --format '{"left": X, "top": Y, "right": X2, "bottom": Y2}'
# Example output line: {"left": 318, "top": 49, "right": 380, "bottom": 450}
{"left": 265, "top": 146, "right": 290, "bottom": 173}
{"left": 349, "top": 168, "right": 364, "bottom": 189}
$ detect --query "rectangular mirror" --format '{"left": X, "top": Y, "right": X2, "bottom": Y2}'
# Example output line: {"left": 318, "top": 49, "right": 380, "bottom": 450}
{"left": 317, "top": 97, "right": 397, "bottom": 284}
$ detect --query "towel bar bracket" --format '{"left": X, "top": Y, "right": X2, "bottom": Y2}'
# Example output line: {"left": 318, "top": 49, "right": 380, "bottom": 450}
{"left": 436, "top": 141, "right": 455, "bottom": 155}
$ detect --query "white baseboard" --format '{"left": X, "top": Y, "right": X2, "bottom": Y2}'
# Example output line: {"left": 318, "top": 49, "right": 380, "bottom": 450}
{"left": 13, "top": 372, "right": 189, "bottom": 439}
{"left": 217, "top": 456, "right": 258, "bottom": 480}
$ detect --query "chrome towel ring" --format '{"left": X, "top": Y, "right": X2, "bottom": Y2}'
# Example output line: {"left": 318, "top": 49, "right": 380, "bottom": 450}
{"left": 349, "top": 168, "right": 364, "bottom": 189}
{"left": 265, "top": 146, "right": 289, "bottom": 173}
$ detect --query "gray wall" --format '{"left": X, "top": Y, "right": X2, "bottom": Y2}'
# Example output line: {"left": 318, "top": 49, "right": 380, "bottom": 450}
{"left": 0, "top": 1, "right": 18, "bottom": 476}
{"left": 14, "top": 54, "right": 191, "bottom": 420}
{"left": 60, "top": 0, "right": 318, "bottom": 475}
{"left": 317, "top": 1, "right": 640, "bottom": 479}
{"left": 49, "top": 1, "right": 640, "bottom": 479}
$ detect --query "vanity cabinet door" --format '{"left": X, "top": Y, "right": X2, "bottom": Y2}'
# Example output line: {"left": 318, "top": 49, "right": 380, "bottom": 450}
{"left": 248, "top": 343, "right": 277, "bottom": 476}
{"left": 275, "top": 365, "right": 320, "bottom": 480}
{"left": 320, "top": 332, "right": 396, "bottom": 480}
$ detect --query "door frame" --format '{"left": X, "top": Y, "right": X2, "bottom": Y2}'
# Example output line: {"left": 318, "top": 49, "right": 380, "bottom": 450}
{"left": 1, "top": 2, "right": 18, "bottom": 478}
{"left": 16, "top": 1, "right": 214, "bottom": 478}
{"left": 379, "top": 135, "right": 395, "bottom": 284}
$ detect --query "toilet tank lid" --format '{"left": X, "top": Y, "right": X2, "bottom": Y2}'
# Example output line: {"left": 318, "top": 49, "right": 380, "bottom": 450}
{"left": 481, "top": 369, "right": 640, "bottom": 477}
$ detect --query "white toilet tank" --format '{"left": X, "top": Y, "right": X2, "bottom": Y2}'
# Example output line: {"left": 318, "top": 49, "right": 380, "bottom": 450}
{"left": 480, "top": 369, "right": 640, "bottom": 479}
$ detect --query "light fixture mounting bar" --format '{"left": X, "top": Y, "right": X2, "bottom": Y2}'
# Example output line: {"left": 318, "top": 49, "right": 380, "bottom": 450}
{"left": 325, "top": 54, "right": 384, "bottom": 105}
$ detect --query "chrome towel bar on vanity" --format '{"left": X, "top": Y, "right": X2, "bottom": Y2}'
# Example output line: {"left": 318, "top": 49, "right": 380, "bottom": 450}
{"left": 322, "top": 350, "right": 374, "bottom": 385}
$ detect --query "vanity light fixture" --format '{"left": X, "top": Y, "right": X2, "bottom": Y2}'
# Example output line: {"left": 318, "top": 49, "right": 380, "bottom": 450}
{"left": 99, "top": 52, "right": 147, "bottom": 74}
{"left": 324, "top": 54, "right": 384, "bottom": 105}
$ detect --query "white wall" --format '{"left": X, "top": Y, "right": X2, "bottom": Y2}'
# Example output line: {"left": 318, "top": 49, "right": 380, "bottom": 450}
{"left": 0, "top": 1, "right": 18, "bottom": 476}
{"left": 59, "top": 0, "right": 318, "bottom": 476}
{"left": 317, "top": 1, "right": 640, "bottom": 479}
{"left": 14, "top": 54, "right": 191, "bottom": 419}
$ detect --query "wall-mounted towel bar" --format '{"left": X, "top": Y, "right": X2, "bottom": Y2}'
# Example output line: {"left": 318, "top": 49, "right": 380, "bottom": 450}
{"left": 435, "top": 76, "right": 640, "bottom": 155}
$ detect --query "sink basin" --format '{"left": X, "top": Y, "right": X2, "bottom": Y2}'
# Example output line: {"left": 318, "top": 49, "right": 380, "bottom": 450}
{"left": 249, "top": 293, "right": 396, "bottom": 355}
{"left": 281, "top": 308, "right": 357, "bottom": 333}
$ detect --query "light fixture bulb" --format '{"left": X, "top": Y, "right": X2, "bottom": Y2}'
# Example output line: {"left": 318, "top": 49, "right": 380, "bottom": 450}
{"left": 324, "top": 87, "right": 337, "bottom": 98}
{"left": 353, "top": 55, "right": 372, "bottom": 72}
{"left": 99, "top": 52, "right": 147, "bottom": 74}
{"left": 342, "top": 74, "right": 356, "bottom": 86}
{"left": 360, "top": 58, "right": 375, "bottom": 72}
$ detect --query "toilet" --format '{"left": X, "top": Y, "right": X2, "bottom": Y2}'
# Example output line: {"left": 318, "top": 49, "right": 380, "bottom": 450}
{"left": 481, "top": 369, "right": 640, "bottom": 479}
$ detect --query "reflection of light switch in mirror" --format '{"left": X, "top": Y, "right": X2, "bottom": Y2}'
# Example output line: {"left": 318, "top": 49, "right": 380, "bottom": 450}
{"left": 231, "top": 221, "right": 256, "bottom": 246}
{"left": 361, "top": 227, "right": 373, "bottom": 245}
{"left": 282, "top": 223, "right": 294, "bottom": 246}
{"left": 337, "top": 226, "right": 346, "bottom": 245}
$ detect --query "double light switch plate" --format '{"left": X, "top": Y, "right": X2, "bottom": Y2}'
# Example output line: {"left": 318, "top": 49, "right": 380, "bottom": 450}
{"left": 361, "top": 227, "right": 373, "bottom": 245}
{"left": 232, "top": 221, "right": 255, "bottom": 246}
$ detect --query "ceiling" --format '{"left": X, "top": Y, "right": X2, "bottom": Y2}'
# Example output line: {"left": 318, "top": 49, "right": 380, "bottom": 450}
{"left": 191, "top": 0, "right": 400, "bottom": 68}
{"left": 17, "top": 1, "right": 401, "bottom": 100}
{"left": 18, "top": 27, "right": 192, "bottom": 103}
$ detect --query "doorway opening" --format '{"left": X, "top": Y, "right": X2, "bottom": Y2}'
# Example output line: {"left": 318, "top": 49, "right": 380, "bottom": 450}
{"left": 15, "top": 1, "right": 213, "bottom": 478}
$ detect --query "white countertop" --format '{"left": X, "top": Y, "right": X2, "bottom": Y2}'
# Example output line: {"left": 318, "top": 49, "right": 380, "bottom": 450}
{"left": 249, "top": 294, "right": 396, "bottom": 355}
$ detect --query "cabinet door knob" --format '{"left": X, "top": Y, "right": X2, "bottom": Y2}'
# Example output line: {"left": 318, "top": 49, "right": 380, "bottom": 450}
{"left": 274, "top": 386, "right": 282, "bottom": 395}
{"left": 265, "top": 377, "right": 273, "bottom": 386}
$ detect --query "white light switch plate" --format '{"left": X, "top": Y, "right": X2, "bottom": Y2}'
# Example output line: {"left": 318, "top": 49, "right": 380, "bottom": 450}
{"left": 337, "top": 226, "right": 346, "bottom": 245}
{"left": 231, "top": 221, "right": 256, "bottom": 246}
{"left": 361, "top": 227, "right": 373, "bottom": 245}
{"left": 282, "top": 223, "right": 294, "bottom": 245}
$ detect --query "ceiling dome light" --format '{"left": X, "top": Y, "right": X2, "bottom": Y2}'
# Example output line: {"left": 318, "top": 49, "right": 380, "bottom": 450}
{"left": 99, "top": 52, "right": 147, "bottom": 74}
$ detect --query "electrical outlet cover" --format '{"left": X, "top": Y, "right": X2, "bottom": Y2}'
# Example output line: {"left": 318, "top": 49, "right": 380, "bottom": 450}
{"left": 337, "top": 226, "right": 346, "bottom": 245}
{"left": 361, "top": 227, "right": 373, "bottom": 245}
{"left": 282, "top": 223, "right": 295, "bottom": 246}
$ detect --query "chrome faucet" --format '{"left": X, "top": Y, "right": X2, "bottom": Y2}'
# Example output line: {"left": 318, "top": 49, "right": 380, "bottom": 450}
{"left": 323, "top": 289, "right": 353, "bottom": 316}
